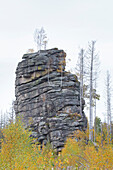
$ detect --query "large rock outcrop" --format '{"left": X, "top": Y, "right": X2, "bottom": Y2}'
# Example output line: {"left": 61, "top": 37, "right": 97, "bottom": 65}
{"left": 15, "top": 48, "right": 87, "bottom": 151}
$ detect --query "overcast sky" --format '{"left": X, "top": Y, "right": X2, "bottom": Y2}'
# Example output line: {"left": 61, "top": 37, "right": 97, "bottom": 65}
{"left": 0, "top": 0, "right": 113, "bottom": 121}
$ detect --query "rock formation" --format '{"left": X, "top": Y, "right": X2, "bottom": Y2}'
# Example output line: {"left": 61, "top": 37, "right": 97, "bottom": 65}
{"left": 15, "top": 48, "right": 87, "bottom": 151}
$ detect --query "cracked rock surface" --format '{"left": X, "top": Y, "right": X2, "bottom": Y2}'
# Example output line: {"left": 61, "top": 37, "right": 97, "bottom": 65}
{"left": 15, "top": 48, "right": 87, "bottom": 152}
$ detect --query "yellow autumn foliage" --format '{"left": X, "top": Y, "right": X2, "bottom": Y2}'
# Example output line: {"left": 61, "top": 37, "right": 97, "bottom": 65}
{"left": 0, "top": 118, "right": 113, "bottom": 169}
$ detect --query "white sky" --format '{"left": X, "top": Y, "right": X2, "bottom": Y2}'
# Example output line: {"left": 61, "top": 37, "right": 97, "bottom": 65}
{"left": 0, "top": 0, "right": 113, "bottom": 121}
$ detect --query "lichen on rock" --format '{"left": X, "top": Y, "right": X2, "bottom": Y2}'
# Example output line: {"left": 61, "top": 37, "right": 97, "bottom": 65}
{"left": 15, "top": 48, "right": 87, "bottom": 152}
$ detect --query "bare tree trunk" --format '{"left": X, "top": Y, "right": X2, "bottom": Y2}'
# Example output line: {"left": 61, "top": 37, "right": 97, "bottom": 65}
{"left": 8, "top": 101, "right": 15, "bottom": 123}
{"left": 106, "top": 70, "right": 112, "bottom": 143}
{"left": 89, "top": 41, "right": 95, "bottom": 141}
{"left": 110, "top": 101, "right": 112, "bottom": 142}
{"left": 80, "top": 49, "right": 84, "bottom": 116}
{"left": 0, "top": 112, "right": 3, "bottom": 128}
{"left": 44, "top": 40, "right": 47, "bottom": 50}
{"left": 94, "top": 75, "right": 97, "bottom": 142}
{"left": 107, "top": 71, "right": 110, "bottom": 143}
{"left": 76, "top": 41, "right": 99, "bottom": 140}
{"left": 101, "top": 122, "right": 103, "bottom": 146}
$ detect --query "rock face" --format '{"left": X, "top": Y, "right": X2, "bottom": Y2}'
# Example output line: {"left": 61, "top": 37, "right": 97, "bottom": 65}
{"left": 15, "top": 48, "right": 87, "bottom": 151}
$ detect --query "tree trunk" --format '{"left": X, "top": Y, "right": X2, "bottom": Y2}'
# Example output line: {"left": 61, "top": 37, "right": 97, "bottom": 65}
{"left": 89, "top": 41, "right": 95, "bottom": 141}
{"left": 80, "top": 49, "right": 84, "bottom": 116}
{"left": 106, "top": 70, "right": 111, "bottom": 143}
{"left": 94, "top": 75, "right": 97, "bottom": 142}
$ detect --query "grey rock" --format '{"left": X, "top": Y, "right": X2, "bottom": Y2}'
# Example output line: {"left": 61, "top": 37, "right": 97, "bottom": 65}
{"left": 15, "top": 48, "right": 87, "bottom": 152}
{"left": 30, "top": 131, "right": 38, "bottom": 138}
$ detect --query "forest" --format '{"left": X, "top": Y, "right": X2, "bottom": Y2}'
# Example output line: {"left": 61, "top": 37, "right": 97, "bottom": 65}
{"left": 0, "top": 116, "right": 113, "bottom": 169}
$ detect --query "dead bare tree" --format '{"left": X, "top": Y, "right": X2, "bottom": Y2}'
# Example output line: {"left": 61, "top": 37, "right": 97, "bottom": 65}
{"left": 0, "top": 110, "right": 8, "bottom": 128}
{"left": 43, "top": 40, "right": 48, "bottom": 50}
{"left": 75, "top": 48, "right": 86, "bottom": 116}
{"left": 93, "top": 65, "right": 100, "bottom": 142}
{"left": 75, "top": 42, "right": 100, "bottom": 142}
{"left": 85, "top": 41, "right": 100, "bottom": 141}
{"left": 0, "top": 111, "right": 3, "bottom": 129}
{"left": 34, "top": 27, "right": 47, "bottom": 51}
{"left": 8, "top": 101, "right": 15, "bottom": 123}
{"left": 106, "top": 70, "right": 112, "bottom": 143}
{"left": 80, "top": 49, "right": 84, "bottom": 116}
{"left": 89, "top": 41, "right": 95, "bottom": 141}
